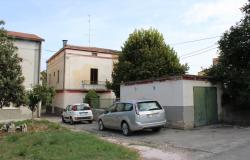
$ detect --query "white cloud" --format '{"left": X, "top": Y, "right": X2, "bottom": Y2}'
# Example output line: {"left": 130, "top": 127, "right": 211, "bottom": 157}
{"left": 182, "top": 0, "right": 246, "bottom": 25}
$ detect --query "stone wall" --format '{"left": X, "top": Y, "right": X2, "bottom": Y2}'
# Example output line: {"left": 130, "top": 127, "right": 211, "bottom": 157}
{"left": 0, "top": 107, "right": 36, "bottom": 122}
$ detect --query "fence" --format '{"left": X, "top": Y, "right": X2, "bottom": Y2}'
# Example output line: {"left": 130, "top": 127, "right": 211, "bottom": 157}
{"left": 83, "top": 98, "right": 120, "bottom": 109}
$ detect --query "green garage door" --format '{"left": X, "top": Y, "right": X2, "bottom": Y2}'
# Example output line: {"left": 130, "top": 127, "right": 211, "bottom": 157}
{"left": 194, "top": 87, "right": 218, "bottom": 127}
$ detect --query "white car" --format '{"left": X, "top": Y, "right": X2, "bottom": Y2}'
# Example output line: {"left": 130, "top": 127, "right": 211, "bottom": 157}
{"left": 62, "top": 103, "right": 93, "bottom": 124}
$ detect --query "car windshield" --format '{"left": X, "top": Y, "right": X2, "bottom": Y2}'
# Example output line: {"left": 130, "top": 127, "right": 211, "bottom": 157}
{"left": 76, "top": 104, "right": 90, "bottom": 111}
{"left": 137, "top": 101, "right": 162, "bottom": 111}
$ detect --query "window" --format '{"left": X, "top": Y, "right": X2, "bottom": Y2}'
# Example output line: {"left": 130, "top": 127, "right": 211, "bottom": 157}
{"left": 137, "top": 101, "right": 162, "bottom": 111}
{"left": 49, "top": 74, "right": 51, "bottom": 85}
{"left": 54, "top": 72, "right": 55, "bottom": 77}
{"left": 57, "top": 70, "right": 60, "bottom": 83}
{"left": 92, "top": 52, "right": 97, "bottom": 56}
{"left": 90, "top": 68, "right": 98, "bottom": 84}
{"left": 108, "top": 104, "right": 116, "bottom": 112}
{"left": 124, "top": 103, "right": 133, "bottom": 111}
{"left": 66, "top": 105, "right": 71, "bottom": 111}
{"left": 76, "top": 104, "right": 90, "bottom": 111}
{"left": 116, "top": 103, "right": 124, "bottom": 112}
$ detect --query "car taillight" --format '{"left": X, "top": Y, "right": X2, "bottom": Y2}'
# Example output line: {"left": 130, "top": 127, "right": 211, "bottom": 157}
{"left": 72, "top": 105, "right": 77, "bottom": 111}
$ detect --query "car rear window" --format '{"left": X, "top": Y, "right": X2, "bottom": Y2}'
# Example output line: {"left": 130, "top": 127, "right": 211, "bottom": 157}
{"left": 75, "top": 104, "right": 90, "bottom": 111}
{"left": 137, "top": 101, "right": 162, "bottom": 111}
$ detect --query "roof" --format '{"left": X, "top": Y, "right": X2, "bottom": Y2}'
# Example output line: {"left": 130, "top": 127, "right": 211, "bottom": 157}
{"left": 122, "top": 75, "right": 209, "bottom": 86}
{"left": 65, "top": 45, "right": 119, "bottom": 54}
{"left": 47, "top": 44, "right": 119, "bottom": 63}
{"left": 7, "top": 31, "right": 44, "bottom": 42}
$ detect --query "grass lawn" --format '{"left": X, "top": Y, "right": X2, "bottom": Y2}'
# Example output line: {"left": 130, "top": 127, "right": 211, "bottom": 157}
{"left": 0, "top": 120, "right": 139, "bottom": 160}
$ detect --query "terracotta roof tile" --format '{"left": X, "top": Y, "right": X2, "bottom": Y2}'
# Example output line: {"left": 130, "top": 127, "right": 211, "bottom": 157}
{"left": 7, "top": 31, "right": 44, "bottom": 42}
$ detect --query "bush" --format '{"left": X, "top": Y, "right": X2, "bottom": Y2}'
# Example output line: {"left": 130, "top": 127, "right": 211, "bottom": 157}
{"left": 84, "top": 90, "right": 100, "bottom": 108}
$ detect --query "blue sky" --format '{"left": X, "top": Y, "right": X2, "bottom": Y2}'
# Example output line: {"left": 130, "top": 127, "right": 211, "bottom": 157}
{"left": 0, "top": 0, "right": 247, "bottom": 74}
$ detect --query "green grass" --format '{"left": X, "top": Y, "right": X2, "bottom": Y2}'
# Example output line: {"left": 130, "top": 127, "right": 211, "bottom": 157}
{"left": 0, "top": 120, "right": 139, "bottom": 160}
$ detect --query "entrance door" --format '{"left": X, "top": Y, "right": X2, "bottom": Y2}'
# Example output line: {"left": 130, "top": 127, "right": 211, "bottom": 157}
{"left": 194, "top": 87, "right": 218, "bottom": 127}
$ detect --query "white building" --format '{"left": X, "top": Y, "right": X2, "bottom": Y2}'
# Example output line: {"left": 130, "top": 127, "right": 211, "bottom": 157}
{"left": 47, "top": 41, "right": 118, "bottom": 113}
{"left": 120, "top": 75, "right": 222, "bottom": 129}
{"left": 7, "top": 31, "right": 44, "bottom": 89}
{"left": 0, "top": 31, "right": 44, "bottom": 122}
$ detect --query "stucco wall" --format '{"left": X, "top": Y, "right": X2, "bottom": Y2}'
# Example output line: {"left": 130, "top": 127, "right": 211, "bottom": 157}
{"left": 64, "top": 50, "right": 117, "bottom": 90}
{"left": 47, "top": 52, "right": 64, "bottom": 90}
{"left": 120, "top": 79, "right": 221, "bottom": 129}
{"left": 14, "top": 40, "right": 41, "bottom": 89}
{"left": 52, "top": 91, "right": 115, "bottom": 109}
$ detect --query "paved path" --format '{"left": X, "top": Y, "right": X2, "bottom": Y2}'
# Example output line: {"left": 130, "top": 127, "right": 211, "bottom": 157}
{"left": 43, "top": 115, "right": 250, "bottom": 160}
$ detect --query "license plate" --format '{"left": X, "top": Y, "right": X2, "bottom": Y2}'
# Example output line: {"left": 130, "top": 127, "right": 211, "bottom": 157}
{"left": 80, "top": 112, "right": 87, "bottom": 115}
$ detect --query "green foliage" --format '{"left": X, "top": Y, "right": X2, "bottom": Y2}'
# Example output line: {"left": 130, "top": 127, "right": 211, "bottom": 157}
{"left": 0, "top": 120, "right": 139, "bottom": 160}
{"left": 84, "top": 90, "right": 99, "bottom": 108}
{"left": 207, "top": 1, "right": 250, "bottom": 108}
{"left": 108, "top": 28, "right": 188, "bottom": 97}
{"left": 0, "top": 20, "right": 26, "bottom": 108}
{"left": 40, "top": 70, "right": 47, "bottom": 85}
{"left": 26, "top": 84, "right": 55, "bottom": 118}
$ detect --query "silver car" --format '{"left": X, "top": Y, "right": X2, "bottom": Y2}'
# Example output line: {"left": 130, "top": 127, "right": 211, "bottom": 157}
{"left": 98, "top": 100, "right": 166, "bottom": 136}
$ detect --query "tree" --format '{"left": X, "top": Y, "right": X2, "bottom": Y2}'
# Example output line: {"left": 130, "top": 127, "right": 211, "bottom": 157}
{"left": 26, "top": 84, "right": 55, "bottom": 119}
{"left": 108, "top": 28, "right": 188, "bottom": 97}
{"left": 0, "top": 20, "right": 26, "bottom": 108}
{"left": 40, "top": 70, "right": 47, "bottom": 85}
{"left": 84, "top": 90, "right": 99, "bottom": 108}
{"left": 207, "top": 1, "right": 250, "bottom": 108}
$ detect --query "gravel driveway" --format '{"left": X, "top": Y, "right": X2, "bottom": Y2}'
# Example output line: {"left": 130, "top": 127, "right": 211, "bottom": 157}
{"left": 43, "top": 115, "right": 250, "bottom": 160}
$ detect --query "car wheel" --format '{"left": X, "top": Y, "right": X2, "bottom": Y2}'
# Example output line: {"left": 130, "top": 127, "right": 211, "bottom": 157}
{"left": 152, "top": 127, "right": 161, "bottom": 132}
{"left": 62, "top": 116, "right": 66, "bottom": 123}
{"left": 88, "top": 120, "right": 93, "bottom": 124}
{"left": 70, "top": 117, "right": 74, "bottom": 125}
{"left": 98, "top": 120, "right": 105, "bottom": 131}
{"left": 122, "top": 122, "right": 131, "bottom": 136}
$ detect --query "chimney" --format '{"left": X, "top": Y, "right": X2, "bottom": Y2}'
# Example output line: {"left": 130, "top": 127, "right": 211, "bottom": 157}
{"left": 62, "top": 40, "right": 68, "bottom": 47}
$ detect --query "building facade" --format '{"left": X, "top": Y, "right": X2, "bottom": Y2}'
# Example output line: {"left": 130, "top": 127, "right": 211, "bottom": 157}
{"left": 47, "top": 41, "right": 118, "bottom": 112}
{"left": 120, "top": 75, "right": 222, "bottom": 129}
{"left": 0, "top": 31, "right": 44, "bottom": 122}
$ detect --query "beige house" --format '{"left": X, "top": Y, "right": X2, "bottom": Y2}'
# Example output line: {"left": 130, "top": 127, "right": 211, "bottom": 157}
{"left": 0, "top": 31, "right": 44, "bottom": 122}
{"left": 47, "top": 41, "right": 118, "bottom": 112}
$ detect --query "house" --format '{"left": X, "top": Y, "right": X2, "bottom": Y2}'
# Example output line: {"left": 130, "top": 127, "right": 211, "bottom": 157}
{"left": 0, "top": 31, "right": 44, "bottom": 122}
{"left": 47, "top": 40, "right": 118, "bottom": 113}
{"left": 120, "top": 75, "right": 222, "bottom": 129}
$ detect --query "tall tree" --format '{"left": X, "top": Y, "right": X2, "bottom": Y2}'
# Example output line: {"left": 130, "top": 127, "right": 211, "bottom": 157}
{"left": 0, "top": 20, "right": 26, "bottom": 108}
{"left": 40, "top": 70, "right": 47, "bottom": 85}
{"left": 108, "top": 28, "right": 188, "bottom": 97}
{"left": 207, "top": 1, "right": 250, "bottom": 108}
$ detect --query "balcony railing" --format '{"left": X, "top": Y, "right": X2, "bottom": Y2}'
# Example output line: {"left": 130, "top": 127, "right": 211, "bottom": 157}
{"left": 81, "top": 80, "right": 107, "bottom": 90}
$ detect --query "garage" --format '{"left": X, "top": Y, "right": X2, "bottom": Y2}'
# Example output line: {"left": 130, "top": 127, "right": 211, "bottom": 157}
{"left": 120, "top": 75, "right": 222, "bottom": 129}
{"left": 193, "top": 87, "right": 218, "bottom": 127}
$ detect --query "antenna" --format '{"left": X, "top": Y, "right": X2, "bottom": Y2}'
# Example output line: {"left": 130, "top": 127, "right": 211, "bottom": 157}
{"left": 88, "top": 14, "right": 91, "bottom": 47}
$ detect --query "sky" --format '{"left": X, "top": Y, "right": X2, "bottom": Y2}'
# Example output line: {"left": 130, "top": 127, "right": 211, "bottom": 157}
{"left": 0, "top": 0, "right": 247, "bottom": 74}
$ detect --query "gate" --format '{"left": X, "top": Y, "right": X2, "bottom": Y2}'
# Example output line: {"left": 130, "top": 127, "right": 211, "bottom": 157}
{"left": 194, "top": 87, "right": 218, "bottom": 127}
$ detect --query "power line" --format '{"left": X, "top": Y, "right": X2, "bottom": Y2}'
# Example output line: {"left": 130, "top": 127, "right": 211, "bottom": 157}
{"left": 181, "top": 47, "right": 218, "bottom": 59}
{"left": 179, "top": 44, "right": 218, "bottom": 58}
{"left": 170, "top": 35, "right": 220, "bottom": 46}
